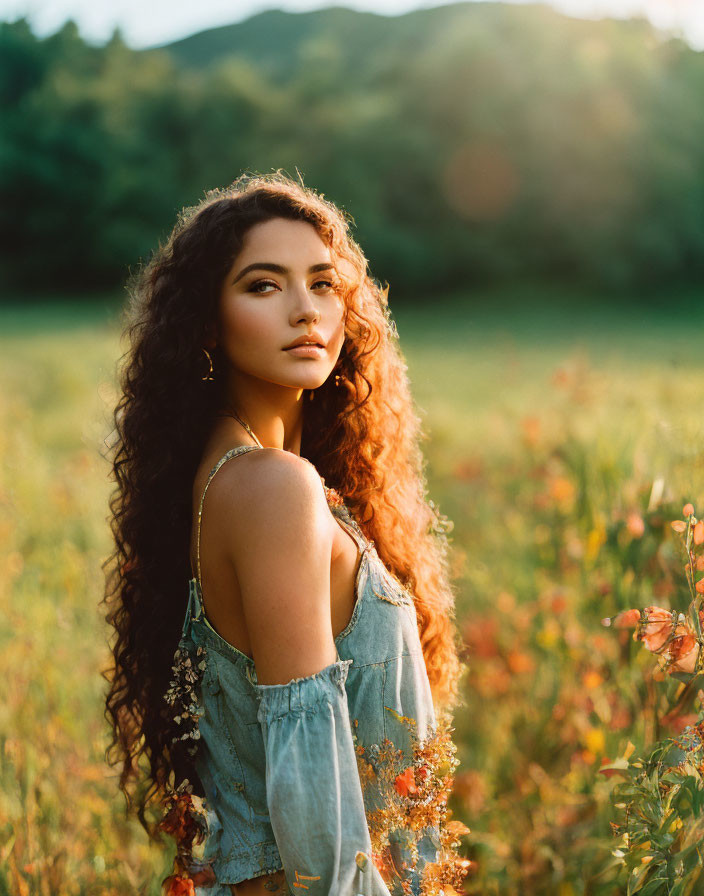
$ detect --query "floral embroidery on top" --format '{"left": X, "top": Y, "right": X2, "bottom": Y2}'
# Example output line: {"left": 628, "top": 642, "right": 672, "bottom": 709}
{"left": 164, "top": 644, "right": 207, "bottom": 759}
{"left": 321, "top": 480, "right": 345, "bottom": 508}
{"left": 351, "top": 712, "right": 472, "bottom": 896}
{"left": 326, "top": 496, "right": 417, "bottom": 611}
{"left": 160, "top": 642, "right": 213, "bottom": 893}
{"left": 158, "top": 779, "right": 215, "bottom": 895}
{"left": 326, "top": 491, "right": 367, "bottom": 539}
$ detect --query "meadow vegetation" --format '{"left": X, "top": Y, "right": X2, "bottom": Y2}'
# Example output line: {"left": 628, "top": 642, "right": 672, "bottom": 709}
{"left": 2, "top": 291, "right": 704, "bottom": 894}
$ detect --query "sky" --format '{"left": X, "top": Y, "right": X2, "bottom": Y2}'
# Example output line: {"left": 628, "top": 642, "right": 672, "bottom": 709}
{"left": 2, "top": 0, "right": 703, "bottom": 50}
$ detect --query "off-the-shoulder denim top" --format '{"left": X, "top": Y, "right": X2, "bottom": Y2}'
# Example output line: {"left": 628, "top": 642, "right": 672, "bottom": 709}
{"left": 166, "top": 445, "right": 470, "bottom": 896}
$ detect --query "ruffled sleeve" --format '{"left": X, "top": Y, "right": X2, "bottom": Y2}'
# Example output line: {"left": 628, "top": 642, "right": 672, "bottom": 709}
{"left": 254, "top": 658, "right": 393, "bottom": 896}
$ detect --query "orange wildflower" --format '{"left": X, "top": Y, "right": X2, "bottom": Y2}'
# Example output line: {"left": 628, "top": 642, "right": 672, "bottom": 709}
{"left": 582, "top": 669, "right": 604, "bottom": 689}
{"left": 550, "top": 593, "right": 567, "bottom": 614}
{"left": 683, "top": 503, "right": 695, "bottom": 517}
{"left": 603, "top": 608, "right": 640, "bottom": 629}
{"left": 550, "top": 476, "right": 575, "bottom": 504}
{"left": 163, "top": 875, "right": 195, "bottom": 896}
{"left": 637, "top": 607, "right": 675, "bottom": 653}
{"left": 461, "top": 615, "right": 500, "bottom": 658}
{"left": 506, "top": 650, "right": 535, "bottom": 675}
{"left": 626, "top": 513, "right": 645, "bottom": 538}
{"left": 694, "top": 521, "right": 704, "bottom": 545}
{"left": 665, "top": 625, "right": 701, "bottom": 674}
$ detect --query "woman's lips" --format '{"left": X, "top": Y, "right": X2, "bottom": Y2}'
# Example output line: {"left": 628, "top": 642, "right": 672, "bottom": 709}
{"left": 283, "top": 345, "right": 325, "bottom": 357}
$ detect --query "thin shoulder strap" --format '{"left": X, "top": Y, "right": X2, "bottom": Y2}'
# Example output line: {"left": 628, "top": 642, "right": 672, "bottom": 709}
{"left": 195, "top": 445, "right": 262, "bottom": 588}
{"left": 327, "top": 498, "right": 370, "bottom": 553}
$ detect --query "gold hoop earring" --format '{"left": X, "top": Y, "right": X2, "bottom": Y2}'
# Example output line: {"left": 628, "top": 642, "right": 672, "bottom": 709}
{"left": 201, "top": 348, "right": 214, "bottom": 382}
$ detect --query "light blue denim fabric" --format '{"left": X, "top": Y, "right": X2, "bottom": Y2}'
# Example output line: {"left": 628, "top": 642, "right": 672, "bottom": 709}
{"left": 176, "top": 446, "right": 452, "bottom": 896}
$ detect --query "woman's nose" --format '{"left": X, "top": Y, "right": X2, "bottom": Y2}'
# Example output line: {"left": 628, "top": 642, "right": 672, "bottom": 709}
{"left": 290, "top": 286, "right": 320, "bottom": 323}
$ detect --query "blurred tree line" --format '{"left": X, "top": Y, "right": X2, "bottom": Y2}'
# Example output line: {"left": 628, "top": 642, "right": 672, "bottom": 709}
{"left": 1, "top": 3, "right": 703, "bottom": 299}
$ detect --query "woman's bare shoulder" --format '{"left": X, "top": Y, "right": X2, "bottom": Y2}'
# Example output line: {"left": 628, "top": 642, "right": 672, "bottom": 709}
{"left": 197, "top": 447, "right": 330, "bottom": 564}
{"left": 201, "top": 446, "right": 324, "bottom": 515}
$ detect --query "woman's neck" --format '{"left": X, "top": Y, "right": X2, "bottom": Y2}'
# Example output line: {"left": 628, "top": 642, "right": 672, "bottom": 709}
{"left": 215, "top": 404, "right": 305, "bottom": 455}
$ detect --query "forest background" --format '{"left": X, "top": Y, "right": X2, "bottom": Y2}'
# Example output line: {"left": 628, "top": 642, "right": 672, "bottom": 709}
{"left": 3, "top": 1, "right": 704, "bottom": 297}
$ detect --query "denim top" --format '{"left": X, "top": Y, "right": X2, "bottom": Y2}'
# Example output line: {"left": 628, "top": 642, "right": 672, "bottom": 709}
{"left": 167, "top": 445, "right": 470, "bottom": 896}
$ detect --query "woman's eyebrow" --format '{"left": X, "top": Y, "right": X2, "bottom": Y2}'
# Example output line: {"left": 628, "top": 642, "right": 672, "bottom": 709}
{"left": 232, "top": 262, "right": 334, "bottom": 284}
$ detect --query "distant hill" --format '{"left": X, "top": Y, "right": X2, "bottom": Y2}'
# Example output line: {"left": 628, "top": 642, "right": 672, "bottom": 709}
{"left": 152, "top": 6, "right": 388, "bottom": 80}
{"left": 151, "top": 2, "right": 659, "bottom": 86}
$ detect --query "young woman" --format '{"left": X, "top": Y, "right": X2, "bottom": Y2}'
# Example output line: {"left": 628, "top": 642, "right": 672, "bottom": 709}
{"left": 103, "top": 171, "right": 470, "bottom": 896}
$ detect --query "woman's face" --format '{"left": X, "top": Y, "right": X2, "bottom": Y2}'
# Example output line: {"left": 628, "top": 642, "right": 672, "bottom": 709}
{"left": 214, "top": 217, "right": 347, "bottom": 393}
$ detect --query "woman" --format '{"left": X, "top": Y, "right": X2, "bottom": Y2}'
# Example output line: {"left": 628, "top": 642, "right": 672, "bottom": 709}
{"left": 103, "top": 171, "right": 471, "bottom": 896}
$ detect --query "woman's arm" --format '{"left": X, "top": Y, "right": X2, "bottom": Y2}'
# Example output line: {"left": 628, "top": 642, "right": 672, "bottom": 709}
{"left": 223, "top": 449, "right": 392, "bottom": 896}
{"left": 224, "top": 448, "right": 338, "bottom": 685}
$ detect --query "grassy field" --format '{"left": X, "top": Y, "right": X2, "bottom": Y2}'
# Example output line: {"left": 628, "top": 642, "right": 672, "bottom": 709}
{"left": 2, "top": 289, "right": 704, "bottom": 895}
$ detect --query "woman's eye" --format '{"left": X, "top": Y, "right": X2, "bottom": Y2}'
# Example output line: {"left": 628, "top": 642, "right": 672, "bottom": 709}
{"left": 249, "top": 280, "right": 277, "bottom": 293}
{"left": 313, "top": 279, "right": 342, "bottom": 292}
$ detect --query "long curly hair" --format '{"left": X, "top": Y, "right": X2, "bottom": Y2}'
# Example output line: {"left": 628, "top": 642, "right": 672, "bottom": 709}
{"left": 102, "top": 169, "right": 466, "bottom": 839}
